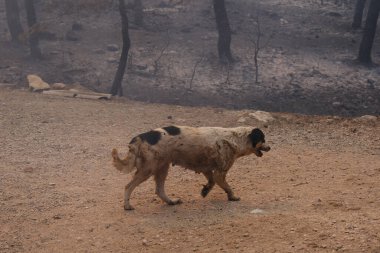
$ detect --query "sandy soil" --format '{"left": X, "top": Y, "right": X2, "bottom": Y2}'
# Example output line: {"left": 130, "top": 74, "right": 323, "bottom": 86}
{"left": 0, "top": 87, "right": 379, "bottom": 252}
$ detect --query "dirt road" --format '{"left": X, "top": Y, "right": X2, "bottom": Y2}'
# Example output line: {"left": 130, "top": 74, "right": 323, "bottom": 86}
{"left": 1, "top": 88, "right": 379, "bottom": 252}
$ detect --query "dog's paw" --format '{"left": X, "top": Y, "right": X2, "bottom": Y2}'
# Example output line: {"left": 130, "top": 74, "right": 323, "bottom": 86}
{"left": 124, "top": 204, "right": 135, "bottom": 210}
{"left": 228, "top": 196, "right": 241, "bottom": 201}
{"left": 201, "top": 185, "right": 210, "bottom": 198}
{"left": 168, "top": 199, "right": 182, "bottom": 205}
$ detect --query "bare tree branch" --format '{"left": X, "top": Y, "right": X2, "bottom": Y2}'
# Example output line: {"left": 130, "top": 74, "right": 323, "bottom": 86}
{"left": 153, "top": 30, "right": 170, "bottom": 76}
{"left": 249, "top": 12, "right": 275, "bottom": 83}
{"left": 110, "top": 0, "right": 131, "bottom": 96}
{"left": 24, "top": 0, "right": 42, "bottom": 59}
{"left": 188, "top": 52, "right": 205, "bottom": 91}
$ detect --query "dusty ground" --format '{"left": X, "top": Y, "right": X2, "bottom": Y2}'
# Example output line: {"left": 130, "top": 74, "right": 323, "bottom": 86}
{"left": 1, "top": 87, "right": 379, "bottom": 252}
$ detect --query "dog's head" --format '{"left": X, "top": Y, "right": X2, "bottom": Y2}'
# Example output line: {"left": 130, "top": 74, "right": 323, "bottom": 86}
{"left": 248, "top": 128, "right": 270, "bottom": 157}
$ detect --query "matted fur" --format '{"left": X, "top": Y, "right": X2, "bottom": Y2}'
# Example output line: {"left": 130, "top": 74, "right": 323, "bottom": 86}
{"left": 112, "top": 125, "right": 270, "bottom": 210}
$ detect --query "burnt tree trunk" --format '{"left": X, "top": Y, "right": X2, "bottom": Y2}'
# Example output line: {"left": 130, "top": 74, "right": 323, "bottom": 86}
{"left": 358, "top": 0, "right": 380, "bottom": 64}
{"left": 352, "top": 0, "right": 367, "bottom": 29}
{"left": 5, "top": 0, "right": 23, "bottom": 43}
{"left": 213, "top": 0, "right": 233, "bottom": 63}
{"left": 110, "top": 0, "right": 131, "bottom": 96}
{"left": 24, "top": 0, "right": 42, "bottom": 58}
{"left": 134, "top": 0, "right": 144, "bottom": 27}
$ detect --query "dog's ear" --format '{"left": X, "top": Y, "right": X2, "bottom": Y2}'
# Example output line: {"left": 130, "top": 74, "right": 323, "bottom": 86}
{"left": 248, "top": 128, "right": 265, "bottom": 148}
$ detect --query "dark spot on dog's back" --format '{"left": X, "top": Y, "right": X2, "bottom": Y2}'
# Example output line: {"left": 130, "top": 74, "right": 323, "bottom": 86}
{"left": 129, "top": 136, "right": 138, "bottom": 144}
{"left": 130, "top": 130, "right": 161, "bottom": 145}
{"left": 163, "top": 126, "right": 181, "bottom": 136}
{"left": 248, "top": 128, "right": 265, "bottom": 147}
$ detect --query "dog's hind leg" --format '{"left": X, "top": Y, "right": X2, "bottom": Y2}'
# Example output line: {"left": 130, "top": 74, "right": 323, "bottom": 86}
{"left": 201, "top": 171, "right": 215, "bottom": 198}
{"left": 124, "top": 170, "right": 152, "bottom": 210}
{"left": 154, "top": 164, "right": 182, "bottom": 206}
{"left": 213, "top": 170, "right": 240, "bottom": 201}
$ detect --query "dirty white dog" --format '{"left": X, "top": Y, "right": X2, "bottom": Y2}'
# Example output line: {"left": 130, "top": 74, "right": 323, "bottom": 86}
{"left": 112, "top": 125, "right": 270, "bottom": 210}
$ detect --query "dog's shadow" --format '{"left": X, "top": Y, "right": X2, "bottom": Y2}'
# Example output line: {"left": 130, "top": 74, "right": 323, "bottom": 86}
{"left": 151, "top": 197, "right": 254, "bottom": 217}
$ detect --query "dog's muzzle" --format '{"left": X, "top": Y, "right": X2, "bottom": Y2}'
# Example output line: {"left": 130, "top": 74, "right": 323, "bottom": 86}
{"left": 255, "top": 144, "right": 271, "bottom": 157}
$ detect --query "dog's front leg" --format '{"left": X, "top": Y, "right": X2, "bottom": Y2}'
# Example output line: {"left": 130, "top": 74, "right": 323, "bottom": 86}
{"left": 213, "top": 170, "right": 240, "bottom": 201}
{"left": 201, "top": 171, "right": 215, "bottom": 198}
{"left": 154, "top": 165, "right": 182, "bottom": 206}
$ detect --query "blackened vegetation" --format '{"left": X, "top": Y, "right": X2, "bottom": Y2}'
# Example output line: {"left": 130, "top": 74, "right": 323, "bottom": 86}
{"left": 5, "top": 0, "right": 23, "bottom": 43}
{"left": 352, "top": 0, "right": 367, "bottom": 29}
{"left": 24, "top": 0, "right": 42, "bottom": 59}
{"left": 110, "top": 0, "right": 131, "bottom": 96}
{"left": 130, "top": 130, "right": 161, "bottom": 145}
{"left": 213, "top": 0, "right": 233, "bottom": 63}
{"left": 248, "top": 128, "right": 265, "bottom": 148}
{"left": 163, "top": 126, "right": 181, "bottom": 136}
{"left": 358, "top": 0, "right": 380, "bottom": 64}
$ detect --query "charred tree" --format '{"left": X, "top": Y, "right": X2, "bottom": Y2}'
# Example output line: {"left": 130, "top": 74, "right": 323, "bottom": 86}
{"left": 110, "top": 0, "right": 131, "bottom": 96}
{"left": 358, "top": 0, "right": 380, "bottom": 64}
{"left": 213, "top": 0, "right": 233, "bottom": 63}
{"left": 352, "top": 0, "right": 367, "bottom": 29}
{"left": 5, "top": 0, "right": 23, "bottom": 43}
{"left": 134, "top": 0, "right": 144, "bottom": 27}
{"left": 24, "top": 0, "right": 42, "bottom": 58}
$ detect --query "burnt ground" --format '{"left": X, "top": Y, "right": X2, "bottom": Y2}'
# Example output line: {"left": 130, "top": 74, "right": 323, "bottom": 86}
{"left": 0, "top": 0, "right": 379, "bottom": 116}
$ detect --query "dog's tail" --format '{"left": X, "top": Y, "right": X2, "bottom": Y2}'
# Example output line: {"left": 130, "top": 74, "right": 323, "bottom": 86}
{"left": 111, "top": 148, "right": 136, "bottom": 174}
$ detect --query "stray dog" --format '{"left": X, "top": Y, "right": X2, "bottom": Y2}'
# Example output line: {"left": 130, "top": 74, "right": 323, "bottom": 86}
{"left": 112, "top": 125, "right": 270, "bottom": 210}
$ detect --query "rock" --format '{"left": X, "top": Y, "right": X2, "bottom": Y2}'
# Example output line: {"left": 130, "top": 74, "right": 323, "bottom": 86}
{"left": 332, "top": 101, "right": 342, "bottom": 107}
{"left": 27, "top": 74, "right": 50, "bottom": 91}
{"left": 249, "top": 111, "right": 275, "bottom": 123}
{"left": 142, "top": 239, "right": 148, "bottom": 246}
{"left": 354, "top": 115, "right": 377, "bottom": 123}
{"left": 250, "top": 208, "right": 265, "bottom": 214}
{"left": 107, "top": 44, "right": 119, "bottom": 52}
{"left": 280, "top": 18, "right": 288, "bottom": 25}
{"left": 51, "top": 83, "right": 66, "bottom": 90}
{"left": 237, "top": 117, "right": 247, "bottom": 123}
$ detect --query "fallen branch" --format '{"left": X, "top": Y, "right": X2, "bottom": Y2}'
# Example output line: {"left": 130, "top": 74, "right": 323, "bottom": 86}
{"left": 42, "top": 90, "right": 112, "bottom": 100}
